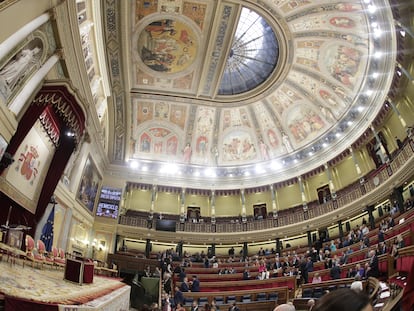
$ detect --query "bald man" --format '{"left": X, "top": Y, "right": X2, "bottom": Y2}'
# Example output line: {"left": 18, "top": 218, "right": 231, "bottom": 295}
{"left": 274, "top": 303, "right": 296, "bottom": 311}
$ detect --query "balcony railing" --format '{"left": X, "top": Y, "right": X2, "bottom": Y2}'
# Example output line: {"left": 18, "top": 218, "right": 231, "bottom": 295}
{"left": 118, "top": 141, "right": 414, "bottom": 233}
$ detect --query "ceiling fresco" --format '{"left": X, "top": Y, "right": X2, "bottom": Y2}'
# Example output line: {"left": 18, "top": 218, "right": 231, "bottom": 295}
{"left": 103, "top": 0, "right": 396, "bottom": 187}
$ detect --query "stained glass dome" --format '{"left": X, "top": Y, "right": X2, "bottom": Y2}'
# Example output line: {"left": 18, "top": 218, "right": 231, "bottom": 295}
{"left": 218, "top": 8, "right": 279, "bottom": 95}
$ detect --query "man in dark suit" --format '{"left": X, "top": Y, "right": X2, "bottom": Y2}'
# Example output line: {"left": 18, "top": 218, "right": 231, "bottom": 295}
{"left": 228, "top": 302, "right": 240, "bottom": 311}
{"left": 367, "top": 249, "right": 379, "bottom": 278}
{"left": 178, "top": 267, "right": 186, "bottom": 282}
{"left": 190, "top": 299, "right": 199, "bottom": 311}
{"left": 243, "top": 268, "right": 250, "bottom": 280}
{"left": 191, "top": 275, "right": 200, "bottom": 292}
{"left": 330, "top": 261, "right": 341, "bottom": 279}
{"left": 173, "top": 285, "right": 185, "bottom": 306}
{"left": 180, "top": 277, "right": 190, "bottom": 292}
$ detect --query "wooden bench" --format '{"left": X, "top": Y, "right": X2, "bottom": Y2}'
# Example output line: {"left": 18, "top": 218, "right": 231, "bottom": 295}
{"left": 179, "top": 265, "right": 260, "bottom": 274}
{"left": 173, "top": 271, "right": 260, "bottom": 281}
{"left": 182, "top": 286, "right": 289, "bottom": 311}
{"left": 176, "top": 275, "right": 296, "bottom": 294}
{"left": 308, "top": 253, "right": 389, "bottom": 282}
{"left": 300, "top": 277, "right": 379, "bottom": 302}
{"left": 301, "top": 277, "right": 360, "bottom": 298}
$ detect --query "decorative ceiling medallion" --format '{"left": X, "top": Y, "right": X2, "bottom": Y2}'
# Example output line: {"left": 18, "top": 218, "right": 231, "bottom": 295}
{"left": 138, "top": 19, "right": 198, "bottom": 74}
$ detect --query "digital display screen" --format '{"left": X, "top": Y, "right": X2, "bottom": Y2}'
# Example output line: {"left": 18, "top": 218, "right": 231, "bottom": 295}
{"left": 96, "top": 187, "right": 122, "bottom": 219}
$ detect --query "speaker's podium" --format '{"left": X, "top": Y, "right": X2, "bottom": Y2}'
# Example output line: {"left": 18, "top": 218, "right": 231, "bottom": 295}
{"left": 64, "top": 257, "right": 94, "bottom": 285}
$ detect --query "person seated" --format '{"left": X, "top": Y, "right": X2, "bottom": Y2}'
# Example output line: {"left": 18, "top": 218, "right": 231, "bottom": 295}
{"left": 243, "top": 268, "right": 250, "bottom": 280}
{"left": 307, "top": 299, "right": 315, "bottom": 311}
{"left": 228, "top": 302, "right": 240, "bottom": 311}
{"left": 350, "top": 275, "right": 363, "bottom": 292}
{"left": 312, "top": 272, "right": 322, "bottom": 283}
{"left": 273, "top": 303, "right": 296, "bottom": 311}
{"left": 347, "top": 267, "right": 356, "bottom": 278}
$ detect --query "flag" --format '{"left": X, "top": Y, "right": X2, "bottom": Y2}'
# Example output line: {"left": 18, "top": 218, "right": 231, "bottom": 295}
{"left": 40, "top": 205, "right": 54, "bottom": 252}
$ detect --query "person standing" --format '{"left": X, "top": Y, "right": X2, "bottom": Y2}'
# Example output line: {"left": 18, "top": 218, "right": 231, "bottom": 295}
{"left": 191, "top": 275, "right": 200, "bottom": 292}
{"left": 180, "top": 276, "right": 190, "bottom": 292}
{"left": 300, "top": 257, "right": 309, "bottom": 284}
{"left": 173, "top": 285, "right": 185, "bottom": 306}
{"left": 366, "top": 249, "right": 379, "bottom": 278}
{"left": 350, "top": 275, "right": 363, "bottom": 292}
{"left": 330, "top": 261, "right": 341, "bottom": 279}
{"left": 396, "top": 136, "right": 403, "bottom": 149}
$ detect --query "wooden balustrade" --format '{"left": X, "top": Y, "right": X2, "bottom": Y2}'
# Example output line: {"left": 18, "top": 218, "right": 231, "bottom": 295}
{"left": 118, "top": 142, "right": 414, "bottom": 234}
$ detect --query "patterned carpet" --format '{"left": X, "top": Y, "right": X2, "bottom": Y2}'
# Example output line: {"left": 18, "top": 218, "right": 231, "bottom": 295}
{"left": 0, "top": 259, "right": 127, "bottom": 305}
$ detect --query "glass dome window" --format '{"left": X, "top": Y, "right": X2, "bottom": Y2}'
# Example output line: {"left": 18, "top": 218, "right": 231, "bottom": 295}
{"left": 218, "top": 7, "right": 279, "bottom": 95}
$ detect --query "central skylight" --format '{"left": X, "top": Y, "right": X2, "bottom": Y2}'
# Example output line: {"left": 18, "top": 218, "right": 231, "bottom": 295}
{"left": 218, "top": 7, "right": 279, "bottom": 95}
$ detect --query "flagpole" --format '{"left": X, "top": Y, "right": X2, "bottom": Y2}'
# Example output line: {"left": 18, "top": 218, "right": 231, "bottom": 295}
{"left": 5, "top": 206, "right": 12, "bottom": 227}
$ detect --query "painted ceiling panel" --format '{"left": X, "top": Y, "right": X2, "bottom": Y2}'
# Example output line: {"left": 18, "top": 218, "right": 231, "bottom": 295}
{"left": 102, "top": 0, "right": 396, "bottom": 188}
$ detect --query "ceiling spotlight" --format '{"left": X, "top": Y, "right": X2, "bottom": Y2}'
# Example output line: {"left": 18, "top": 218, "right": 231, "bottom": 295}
{"left": 255, "top": 164, "right": 265, "bottom": 174}
{"left": 373, "top": 27, "right": 382, "bottom": 38}
{"left": 129, "top": 160, "right": 139, "bottom": 169}
{"left": 204, "top": 168, "right": 216, "bottom": 177}
{"left": 271, "top": 160, "right": 282, "bottom": 170}
{"left": 368, "top": 5, "right": 377, "bottom": 14}
{"left": 161, "top": 163, "right": 178, "bottom": 174}
{"left": 373, "top": 51, "right": 382, "bottom": 59}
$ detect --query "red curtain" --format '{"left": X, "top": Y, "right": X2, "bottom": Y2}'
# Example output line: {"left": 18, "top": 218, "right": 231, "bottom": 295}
{"left": 0, "top": 84, "right": 85, "bottom": 235}
{"left": 35, "top": 125, "right": 76, "bottom": 223}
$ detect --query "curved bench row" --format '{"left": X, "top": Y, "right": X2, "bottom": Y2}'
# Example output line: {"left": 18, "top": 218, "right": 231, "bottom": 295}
{"left": 182, "top": 286, "right": 289, "bottom": 311}
{"left": 176, "top": 275, "right": 296, "bottom": 294}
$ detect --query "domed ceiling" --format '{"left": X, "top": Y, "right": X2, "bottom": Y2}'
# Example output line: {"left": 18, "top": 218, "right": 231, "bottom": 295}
{"left": 105, "top": 0, "right": 396, "bottom": 189}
